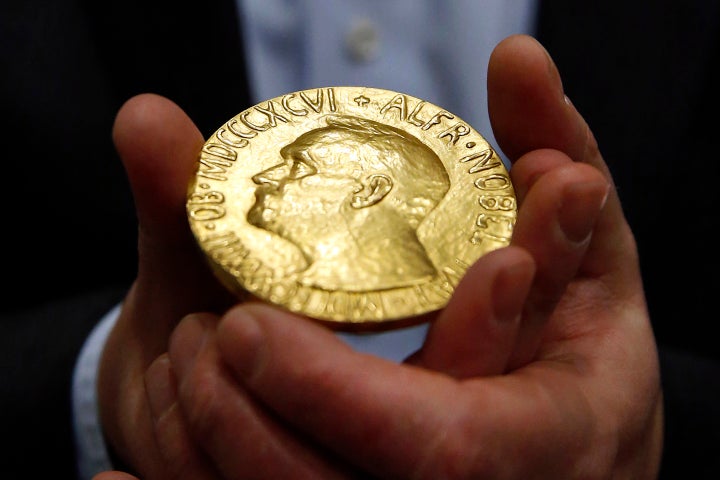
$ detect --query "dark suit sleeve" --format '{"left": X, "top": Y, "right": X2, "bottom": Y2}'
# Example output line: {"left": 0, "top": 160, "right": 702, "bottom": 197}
{"left": 0, "top": 287, "right": 127, "bottom": 478}
{"left": 0, "top": 0, "right": 248, "bottom": 477}
{"left": 657, "top": 346, "right": 720, "bottom": 479}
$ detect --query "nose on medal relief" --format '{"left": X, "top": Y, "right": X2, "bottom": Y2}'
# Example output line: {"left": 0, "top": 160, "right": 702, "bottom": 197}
{"left": 186, "top": 86, "right": 517, "bottom": 331}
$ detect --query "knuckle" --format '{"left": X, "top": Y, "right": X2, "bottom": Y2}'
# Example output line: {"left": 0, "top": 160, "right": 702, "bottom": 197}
{"left": 181, "top": 366, "right": 224, "bottom": 441}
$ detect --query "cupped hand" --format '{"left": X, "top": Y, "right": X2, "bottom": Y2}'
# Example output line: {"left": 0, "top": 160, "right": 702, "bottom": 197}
{"left": 96, "top": 94, "right": 237, "bottom": 478}
{"left": 146, "top": 35, "right": 660, "bottom": 479}
{"left": 99, "top": 34, "right": 663, "bottom": 479}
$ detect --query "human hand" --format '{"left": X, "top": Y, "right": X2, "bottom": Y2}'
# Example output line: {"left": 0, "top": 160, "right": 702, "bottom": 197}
{"left": 128, "top": 34, "right": 662, "bottom": 479}
{"left": 95, "top": 93, "right": 238, "bottom": 478}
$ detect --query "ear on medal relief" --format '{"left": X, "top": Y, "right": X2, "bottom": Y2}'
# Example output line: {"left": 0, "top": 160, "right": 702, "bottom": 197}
{"left": 350, "top": 174, "right": 393, "bottom": 209}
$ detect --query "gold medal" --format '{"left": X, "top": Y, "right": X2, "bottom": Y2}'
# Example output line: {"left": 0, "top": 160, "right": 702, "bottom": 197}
{"left": 187, "top": 87, "right": 516, "bottom": 330}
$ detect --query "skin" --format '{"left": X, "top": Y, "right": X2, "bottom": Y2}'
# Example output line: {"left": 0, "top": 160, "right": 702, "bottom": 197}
{"left": 95, "top": 35, "right": 662, "bottom": 479}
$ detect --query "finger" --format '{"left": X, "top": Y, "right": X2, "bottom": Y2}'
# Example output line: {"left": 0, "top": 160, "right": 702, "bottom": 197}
{"left": 113, "top": 93, "right": 204, "bottom": 238}
{"left": 97, "top": 95, "right": 235, "bottom": 475}
{"left": 111, "top": 93, "right": 234, "bottom": 357}
{"left": 508, "top": 155, "right": 610, "bottom": 368}
{"left": 216, "top": 304, "right": 599, "bottom": 479}
{"left": 489, "top": 34, "right": 640, "bottom": 294}
{"left": 93, "top": 472, "right": 140, "bottom": 480}
{"left": 144, "top": 354, "right": 221, "bottom": 480}
{"left": 509, "top": 147, "right": 573, "bottom": 203}
{"left": 169, "top": 313, "right": 352, "bottom": 480}
{"left": 415, "top": 149, "right": 607, "bottom": 376}
{"left": 410, "top": 246, "right": 535, "bottom": 377}
{"left": 411, "top": 148, "right": 573, "bottom": 377}
{"left": 218, "top": 304, "right": 462, "bottom": 478}
{"left": 488, "top": 34, "right": 589, "bottom": 167}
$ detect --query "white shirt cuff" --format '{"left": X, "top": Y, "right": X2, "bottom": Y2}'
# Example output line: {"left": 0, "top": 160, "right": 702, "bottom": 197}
{"left": 71, "top": 302, "right": 121, "bottom": 480}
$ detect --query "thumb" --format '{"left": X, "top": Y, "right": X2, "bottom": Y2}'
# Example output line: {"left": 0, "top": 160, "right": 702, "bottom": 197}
{"left": 96, "top": 94, "right": 236, "bottom": 474}
{"left": 111, "top": 93, "right": 233, "bottom": 360}
{"left": 113, "top": 93, "right": 203, "bottom": 238}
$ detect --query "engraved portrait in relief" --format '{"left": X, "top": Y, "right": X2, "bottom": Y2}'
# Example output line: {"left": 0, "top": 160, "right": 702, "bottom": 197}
{"left": 247, "top": 115, "right": 450, "bottom": 291}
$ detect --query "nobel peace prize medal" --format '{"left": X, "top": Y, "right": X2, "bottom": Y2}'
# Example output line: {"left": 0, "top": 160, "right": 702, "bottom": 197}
{"left": 187, "top": 86, "right": 516, "bottom": 330}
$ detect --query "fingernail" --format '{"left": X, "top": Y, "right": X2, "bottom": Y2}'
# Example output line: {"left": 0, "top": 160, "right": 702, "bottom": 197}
{"left": 218, "top": 307, "right": 264, "bottom": 380}
{"left": 558, "top": 181, "right": 610, "bottom": 243}
{"left": 145, "top": 355, "right": 176, "bottom": 421}
{"left": 169, "top": 313, "right": 210, "bottom": 378}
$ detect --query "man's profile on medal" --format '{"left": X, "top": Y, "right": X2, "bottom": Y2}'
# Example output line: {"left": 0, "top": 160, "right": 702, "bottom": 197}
{"left": 247, "top": 115, "right": 451, "bottom": 291}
